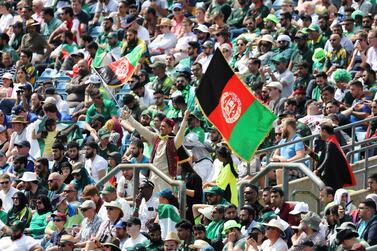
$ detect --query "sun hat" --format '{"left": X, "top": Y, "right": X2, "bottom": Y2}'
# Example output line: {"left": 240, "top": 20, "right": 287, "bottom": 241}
{"left": 300, "top": 211, "right": 321, "bottom": 232}
{"left": 263, "top": 14, "right": 279, "bottom": 24}
{"left": 312, "top": 48, "right": 326, "bottom": 62}
{"left": 266, "top": 81, "right": 283, "bottom": 91}
{"left": 164, "top": 231, "right": 180, "bottom": 243}
{"left": 20, "top": 172, "right": 38, "bottom": 182}
{"left": 198, "top": 206, "right": 214, "bottom": 220}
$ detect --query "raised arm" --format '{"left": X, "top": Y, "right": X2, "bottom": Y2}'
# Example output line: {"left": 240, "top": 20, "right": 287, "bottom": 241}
{"left": 175, "top": 110, "right": 190, "bottom": 148}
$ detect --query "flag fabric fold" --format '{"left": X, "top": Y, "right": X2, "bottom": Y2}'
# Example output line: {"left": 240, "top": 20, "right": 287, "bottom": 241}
{"left": 98, "top": 44, "right": 146, "bottom": 88}
{"left": 196, "top": 48, "right": 277, "bottom": 161}
{"left": 158, "top": 204, "right": 181, "bottom": 240}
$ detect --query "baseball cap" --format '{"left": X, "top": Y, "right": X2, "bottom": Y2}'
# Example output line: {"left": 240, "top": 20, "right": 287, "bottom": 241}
{"left": 204, "top": 186, "right": 224, "bottom": 195}
{"left": 172, "top": 2, "right": 183, "bottom": 10}
{"left": 201, "top": 41, "right": 213, "bottom": 48}
{"left": 2, "top": 73, "right": 13, "bottom": 80}
{"left": 222, "top": 220, "right": 241, "bottom": 234}
{"left": 79, "top": 200, "right": 96, "bottom": 210}
{"left": 14, "top": 140, "right": 31, "bottom": 148}
{"left": 100, "top": 184, "right": 117, "bottom": 195}
{"left": 289, "top": 202, "right": 309, "bottom": 215}
{"left": 194, "top": 24, "right": 209, "bottom": 33}
{"left": 156, "top": 188, "right": 174, "bottom": 198}
{"left": 276, "top": 34, "right": 291, "bottom": 43}
{"left": 308, "top": 24, "right": 320, "bottom": 32}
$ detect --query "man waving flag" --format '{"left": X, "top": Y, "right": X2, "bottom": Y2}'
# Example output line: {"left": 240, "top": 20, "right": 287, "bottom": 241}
{"left": 196, "top": 48, "right": 277, "bottom": 161}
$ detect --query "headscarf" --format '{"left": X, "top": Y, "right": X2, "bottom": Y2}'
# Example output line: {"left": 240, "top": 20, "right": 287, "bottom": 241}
{"left": 70, "top": 167, "right": 95, "bottom": 192}
{"left": 7, "top": 192, "right": 31, "bottom": 226}
{"left": 334, "top": 188, "right": 352, "bottom": 214}
{"left": 37, "top": 195, "right": 53, "bottom": 215}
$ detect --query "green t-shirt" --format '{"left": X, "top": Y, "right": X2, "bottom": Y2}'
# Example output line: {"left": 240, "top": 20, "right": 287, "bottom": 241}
{"left": 206, "top": 219, "right": 225, "bottom": 239}
{"left": 86, "top": 99, "right": 118, "bottom": 123}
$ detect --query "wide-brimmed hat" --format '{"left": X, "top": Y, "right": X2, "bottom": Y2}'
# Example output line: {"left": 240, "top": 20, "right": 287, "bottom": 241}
{"left": 262, "top": 219, "right": 285, "bottom": 233}
{"left": 266, "top": 81, "right": 283, "bottom": 91}
{"left": 158, "top": 18, "right": 172, "bottom": 27}
{"left": 20, "top": 172, "right": 38, "bottom": 182}
{"left": 11, "top": 115, "right": 28, "bottom": 124}
{"left": 164, "top": 231, "right": 180, "bottom": 243}
{"left": 189, "top": 240, "right": 210, "bottom": 249}
{"left": 103, "top": 238, "right": 121, "bottom": 251}
{"left": 258, "top": 34, "right": 274, "bottom": 45}
{"left": 312, "top": 48, "right": 326, "bottom": 62}
{"left": 60, "top": 235, "right": 77, "bottom": 244}
{"left": 300, "top": 211, "right": 321, "bottom": 232}
{"left": 26, "top": 19, "right": 39, "bottom": 28}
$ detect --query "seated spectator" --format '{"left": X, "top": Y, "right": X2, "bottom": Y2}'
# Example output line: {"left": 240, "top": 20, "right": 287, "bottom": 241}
{"left": 25, "top": 195, "right": 52, "bottom": 238}
{"left": 356, "top": 199, "right": 377, "bottom": 246}
{"left": 0, "top": 220, "right": 42, "bottom": 250}
{"left": 6, "top": 191, "right": 32, "bottom": 227}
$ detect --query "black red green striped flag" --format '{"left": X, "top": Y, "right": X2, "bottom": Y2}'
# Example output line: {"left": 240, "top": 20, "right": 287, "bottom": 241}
{"left": 196, "top": 49, "right": 277, "bottom": 161}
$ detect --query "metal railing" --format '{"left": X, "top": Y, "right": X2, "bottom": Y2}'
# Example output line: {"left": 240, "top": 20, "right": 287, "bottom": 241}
{"left": 96, "top": 163, "right": 187, "bottom": 218}
{"left": 256, "top": 116, "right": 377, "bottom": 167}
{"left": 239, "top": 162, "right": 325, "bottom": 206}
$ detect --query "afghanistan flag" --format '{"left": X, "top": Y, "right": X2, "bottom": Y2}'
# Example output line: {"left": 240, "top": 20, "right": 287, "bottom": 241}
{"left": 196, "top": 49, "right": 277, "bottom": 161}
{"left": 98, "top": 44, "right": 145, "bottom": 88}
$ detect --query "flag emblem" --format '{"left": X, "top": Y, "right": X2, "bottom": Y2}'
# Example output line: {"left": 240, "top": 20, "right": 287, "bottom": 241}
{"left": 114, "top": 59, "right": 129, "bottom": 79}
{"left": 221, "top": 91, "right": 241, "bottom": 124}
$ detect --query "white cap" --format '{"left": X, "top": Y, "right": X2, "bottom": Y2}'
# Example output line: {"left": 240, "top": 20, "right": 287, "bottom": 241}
{"left": 198, "top": 206, "right": 214, "bottom": 220}
{"left": 289, "top": 202, "right": 309, "bottom": 215}
{"left": 194, "top": 24, "right": 209, "bottom": 33}
{"left": 277, "top": 34, "right": 291, "bottom": 43}
{"left": 266, "top": 81, "right": 283, "bottom": 91}
{"left": 44, "top": 97, "right": 57, "bottom": 105}
{"left": 20, "top": 172, "right": 38, "bottom": 182}
{"left": 2, "top": 73, "right": 13, "bottom": 80}
{"left": 85, "top": 74, "right": 102, "bottom": 85}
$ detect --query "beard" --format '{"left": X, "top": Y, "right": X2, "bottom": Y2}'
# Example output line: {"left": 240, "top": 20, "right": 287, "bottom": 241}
{"left": 78, "top": 69, "right": 89, "bottom": 77}
{"left": 85, "top": 152, "right": 94, "bottom": 159}
{"left": 11, "top": 232, "right": 23, "bottom": 240}
{"left": 282, "top": 129, "right": 290, "bottom": 139}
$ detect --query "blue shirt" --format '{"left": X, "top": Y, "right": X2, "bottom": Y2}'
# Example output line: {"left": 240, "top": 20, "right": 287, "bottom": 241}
{"left": 279, "top": 134, "right": 304, "bottom": 160}
{"left": 131, "top": 155, "right": 150, "bottom": 176}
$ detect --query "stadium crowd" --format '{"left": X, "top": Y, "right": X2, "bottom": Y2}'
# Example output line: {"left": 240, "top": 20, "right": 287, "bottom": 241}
{"left": 0, "top": 0, "right": 377, "bottom": 250}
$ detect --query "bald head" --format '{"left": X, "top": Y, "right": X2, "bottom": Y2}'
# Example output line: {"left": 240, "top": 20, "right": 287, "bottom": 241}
{"left": 48, "top": 172, "right": 63, "bottom": 191}
{"left": 330, "top": 34, "right": 341, "bottom": 48}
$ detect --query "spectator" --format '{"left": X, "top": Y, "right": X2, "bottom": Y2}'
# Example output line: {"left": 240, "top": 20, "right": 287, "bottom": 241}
{"left": 20, "top": 171, "right": 48, "bottom": 210}
{"left": 6, "top": 191, "right": 31, "bottom": 226}
{"left": 25, "top": 195, "right": 52, "bottom": 238}
{"left": 356, "top": 199, "right": 377, "bottom": 245}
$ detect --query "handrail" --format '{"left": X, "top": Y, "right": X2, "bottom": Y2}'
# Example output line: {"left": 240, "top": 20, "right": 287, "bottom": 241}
{"left": 256, "top": 116, "right": 377, "bottom": 155}
{"left": 96, "top": 163, "right": 187, "bottom": 218}
{"left": 239, "top": 163, "right": 325, "bottom": 206}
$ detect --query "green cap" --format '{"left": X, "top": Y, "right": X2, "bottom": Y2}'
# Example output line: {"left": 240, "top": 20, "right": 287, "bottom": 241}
{"left": 272, "top": 54, "right": 288, "bottom": 64}
{"left": 300, "top": 27, "right": 308, "bottom": 34}
{"left": 108, "top": 31, "right": 118, "bottom": 39}
{"left": 222, "top": 220, "right": 241, "bottom": 234}
{"left": 263, "top": 14, "right": 279, "bottom": 25}
{"left": 352, "top": 10, "right": 364, "bottom": 20}
{"left": 100, "top": 184, "right": 117, "bottom": 194}
{"left": 98, "top": 128, "right": 111, "bottom": 139}
{"left": 261, "top": 211, "right": 277, "bottom": 223}
{"left": 11, "top": 220, "right": 25, "bottom": 232}
{"left": 189, "top": 110, "right": 203, "bottom": 121}
{"left": 312, "top": 48, "right": 326, "bottom": 62}
{"left": 141, "top": 109, "right": 152, "bottom": 118}
{"left": 204, "top": 186, "right": 224, "bottom": 195}
{"left": 307, "top": 24, "right": 320, "bottom": 32}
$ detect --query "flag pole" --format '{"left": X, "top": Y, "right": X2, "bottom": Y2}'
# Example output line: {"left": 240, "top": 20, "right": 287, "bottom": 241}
{"left": 92, "top": 66, "right": 123, "bottom": 109}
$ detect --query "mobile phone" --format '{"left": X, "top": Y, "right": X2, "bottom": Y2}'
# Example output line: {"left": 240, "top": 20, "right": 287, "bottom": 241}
{"left": 249, "top": 232, "right": 258, "bottom": 241}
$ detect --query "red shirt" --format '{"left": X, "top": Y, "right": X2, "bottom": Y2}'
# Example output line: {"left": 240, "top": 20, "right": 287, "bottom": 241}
{"left": 278, "top": 202, "right": 295, "bottom": 226}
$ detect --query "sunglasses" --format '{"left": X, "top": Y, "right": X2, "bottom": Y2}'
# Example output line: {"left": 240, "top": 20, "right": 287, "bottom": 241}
{"left": 81, "top": 208, "right": 89, "bottom": 212}
{"left": 63, "top": 190, "right": 75, "bottom": 193}
{"left": 54, "top": 218, "right": 64, "bottom": 222}
{"left": 0, "top": 181, "right": 9, "bottom": 185}
{"left": 12, "top": 197, "right": 19, "bottom": 200}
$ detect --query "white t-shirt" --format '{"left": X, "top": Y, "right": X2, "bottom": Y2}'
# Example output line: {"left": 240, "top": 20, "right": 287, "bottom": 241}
{"left": 85, "top": 154, "right": 107, "bottom": 182}
{"left": 139, "top": 196, "right": 159, "bottom": 232}
{"left": 0, "top": 235, "right": 40, "bottom": 251}
{"left": 141, "top": 0, "right": 168, "bottom": 16}
{"left": 0, "top": 187, "right": 19, "bottom": 212}
{"left": 198, "top": 54, "right": 213, "bottom": 73}
{"left": 0, "top": 13, "right": 13, "bottom": 33}
{"left": 366, "top": 47, "right": 377, "bottom": 72}
{"left": 274, "top": 69, "right": 294, "bottom": 98}
{"left": 260, "top": 238, "right": 288, "bottom": 251}
{"left": 137, "top": 26, "right": 151, "bottom": 45}
{"left": 122, "top": 233, "right": 148, "bottom": 251}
